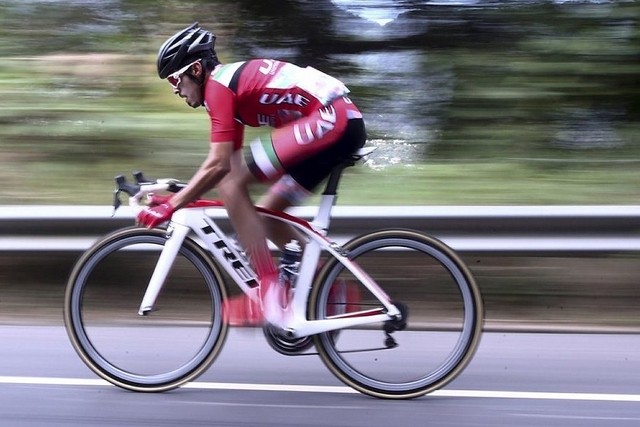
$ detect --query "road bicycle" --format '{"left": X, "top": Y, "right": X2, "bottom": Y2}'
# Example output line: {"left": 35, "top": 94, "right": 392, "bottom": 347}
{"left": 63, "top": 147, "right": 483, "bottom": 399}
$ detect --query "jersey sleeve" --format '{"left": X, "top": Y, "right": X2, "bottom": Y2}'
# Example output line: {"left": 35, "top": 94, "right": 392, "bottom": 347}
{"left": 205, "top": 80, "right": 239, "bottom": 144}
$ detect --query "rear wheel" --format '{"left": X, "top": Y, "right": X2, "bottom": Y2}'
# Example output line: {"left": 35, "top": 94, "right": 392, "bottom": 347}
{"left": 310, "top": 229, "right": 483, "bottom": 399}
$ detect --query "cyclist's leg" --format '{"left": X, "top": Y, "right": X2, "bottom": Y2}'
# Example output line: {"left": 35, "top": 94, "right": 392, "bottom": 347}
{"left": 258, "top": 115, "right": 366, "bottom": 246}
{"left": 216, "top": 150, "right": 281, "bottom": 325}
{"left": 217, "top": 151, "right": 273, "bottom": 277}
{"left": 257, "top": 176, "right": 311, "bottom": 249}
{"left": 250, "top": 97, "right": 366, "bottom": 246}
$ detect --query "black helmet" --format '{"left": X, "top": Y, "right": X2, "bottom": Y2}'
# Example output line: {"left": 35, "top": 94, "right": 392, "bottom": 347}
{"left": 157, "top": 22, "right": 217, "bottom": 79}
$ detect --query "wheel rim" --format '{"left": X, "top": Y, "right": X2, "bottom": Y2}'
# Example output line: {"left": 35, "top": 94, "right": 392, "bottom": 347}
{"left": 312, "top": 233, "right": 482, "bottom": 397}
{"left": 65, "top": 231, "right": 226, "bottom": 389}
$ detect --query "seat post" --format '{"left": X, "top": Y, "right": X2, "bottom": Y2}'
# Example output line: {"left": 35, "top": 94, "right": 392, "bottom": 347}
{"left": 312, "top": 147, "right": 375, "bottom": 234}
{"left": 322, "top": 162, "right": 350, "bottom": 196}
{"left": 313, "top": 160, "right": 352, "bottom": 233}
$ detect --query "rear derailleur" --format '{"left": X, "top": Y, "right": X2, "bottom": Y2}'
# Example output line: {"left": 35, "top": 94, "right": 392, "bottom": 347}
{"left": 383, "top": 301, "right": 408, "bottom": 348}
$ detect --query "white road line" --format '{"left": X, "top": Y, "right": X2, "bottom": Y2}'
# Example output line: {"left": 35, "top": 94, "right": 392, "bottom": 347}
{"left": 432, "top": 389, "right": 640, "bottom": 402}
{"left": 1, "top": 376, "right": 639, "bottom": 402}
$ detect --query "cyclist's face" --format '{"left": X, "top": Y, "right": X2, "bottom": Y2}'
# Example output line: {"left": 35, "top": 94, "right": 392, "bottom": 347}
{"left": 170, "top": 63, "right": 204, "bottom": 108}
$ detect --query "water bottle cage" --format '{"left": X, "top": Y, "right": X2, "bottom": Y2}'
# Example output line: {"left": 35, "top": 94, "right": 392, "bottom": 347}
{"left": 279, "top": 263, "right": 300, "bottom": 286}
{"left": 280, "top": 263, "right": 300, "bottom": 276}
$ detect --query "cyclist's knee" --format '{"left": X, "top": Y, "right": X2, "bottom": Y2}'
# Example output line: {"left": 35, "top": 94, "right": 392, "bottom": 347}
{"left": 262, "top": 175, "right": 311, "bottom": 208}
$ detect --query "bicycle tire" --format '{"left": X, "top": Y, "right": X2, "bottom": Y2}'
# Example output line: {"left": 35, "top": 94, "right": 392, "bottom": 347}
{"left": 64, "top": 226, "right": 228, "bottom": 392}
{"left": 310, "top": 229, "right": 483, "bottom": 399}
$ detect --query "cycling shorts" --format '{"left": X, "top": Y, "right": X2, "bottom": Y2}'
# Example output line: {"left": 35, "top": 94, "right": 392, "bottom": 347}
{"left": 246, "top": 96, "right": 366, "bottom": 191}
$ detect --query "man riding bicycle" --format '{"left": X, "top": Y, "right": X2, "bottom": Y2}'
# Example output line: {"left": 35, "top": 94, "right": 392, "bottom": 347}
{"left": 137, "top": 23, "right": 366, "bottom": 327}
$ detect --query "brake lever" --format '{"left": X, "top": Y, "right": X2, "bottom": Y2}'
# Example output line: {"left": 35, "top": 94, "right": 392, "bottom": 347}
{"left": 133, "top": 171, "right": 155, "bottom": 185}
{"left": 112, "top": 176, "right": 125, "bottom": 216}
{"left": 112, "top": 192, "right": 124, "bottom": 216}
{"left": 112, "top": 174, "right": 141, "bottom": 216}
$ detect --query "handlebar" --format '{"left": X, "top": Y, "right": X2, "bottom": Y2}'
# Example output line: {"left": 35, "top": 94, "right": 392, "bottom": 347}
{"left": 112, "top": 171, "right": 187, "bottom": 214}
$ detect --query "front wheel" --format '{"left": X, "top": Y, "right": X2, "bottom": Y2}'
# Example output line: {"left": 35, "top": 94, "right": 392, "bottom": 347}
{"left": 64, "top": 227, "right": 228, "bottom": 392}
{"left": 310, "top": 229, "right": 483, "bottom": 399}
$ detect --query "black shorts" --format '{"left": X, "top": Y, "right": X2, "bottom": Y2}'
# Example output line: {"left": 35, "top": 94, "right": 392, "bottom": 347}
{"left": 286, "top": 118, "right": 366, "bottom": 191}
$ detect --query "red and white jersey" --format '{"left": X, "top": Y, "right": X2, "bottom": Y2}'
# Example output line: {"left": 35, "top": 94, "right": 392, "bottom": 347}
{"left": 203, "top": 59, "right": 351, "bottom": 149}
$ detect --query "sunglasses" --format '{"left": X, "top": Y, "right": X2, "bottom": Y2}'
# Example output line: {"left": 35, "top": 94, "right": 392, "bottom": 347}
{"left": 166, "top": 59, "right": 201, "bottom": 89}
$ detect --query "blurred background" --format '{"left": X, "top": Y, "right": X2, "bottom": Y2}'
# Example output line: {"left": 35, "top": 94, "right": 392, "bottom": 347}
{"left": 0, "top": 0, "right": 638, "bottom": 205}
{"left": 0, "top": 0, "right": 639, "bottom": 330}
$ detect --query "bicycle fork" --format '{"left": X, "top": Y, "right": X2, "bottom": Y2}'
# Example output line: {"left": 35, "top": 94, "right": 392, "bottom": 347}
{"left": 137, "top": 208, "right": 260, "bottom": 316}
{"left": 137, "top": 221, "right": 190, "bottom": 315}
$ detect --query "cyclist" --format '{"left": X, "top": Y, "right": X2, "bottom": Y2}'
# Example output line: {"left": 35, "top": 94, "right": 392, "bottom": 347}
{"left": 138, "top": 23, "right": 366, "bottom": 327}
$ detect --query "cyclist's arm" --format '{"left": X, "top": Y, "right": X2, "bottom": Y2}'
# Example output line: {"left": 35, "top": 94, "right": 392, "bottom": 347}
{"left": 168, "top": 79, "right": 242, "bottom": 209}
{"left": 168, "top": 141, "right": 233, "bottom": 210}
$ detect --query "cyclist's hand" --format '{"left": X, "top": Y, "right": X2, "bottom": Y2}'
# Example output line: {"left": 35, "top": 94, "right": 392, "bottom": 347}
{"left": 148, "top": 193, "right": 172, "bottom": 207}
{"left": 137, "top": 203, "right": 175, "bottom": 228}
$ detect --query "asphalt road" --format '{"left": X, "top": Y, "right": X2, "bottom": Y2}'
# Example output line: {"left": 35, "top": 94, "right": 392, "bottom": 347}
{"left": 2, "top": 250, "right": 640, "bottom": 426}
{"left": 1, "top": 325, "right": 639, "bottom": 427}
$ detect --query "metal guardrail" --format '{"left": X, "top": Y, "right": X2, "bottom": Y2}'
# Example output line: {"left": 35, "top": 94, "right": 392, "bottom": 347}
{"left": 1, "top": 205, "right": 639, "bottom": 254}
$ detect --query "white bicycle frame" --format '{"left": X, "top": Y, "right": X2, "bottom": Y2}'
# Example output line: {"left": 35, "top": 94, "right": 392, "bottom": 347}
{"left": 130, "top": 182, "right": 401, "bottom": 338}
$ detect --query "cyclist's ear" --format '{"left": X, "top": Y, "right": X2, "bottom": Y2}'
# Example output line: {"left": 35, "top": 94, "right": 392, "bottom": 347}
{"left": 191, "top": 61, "right": 204, "bottom": 77}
